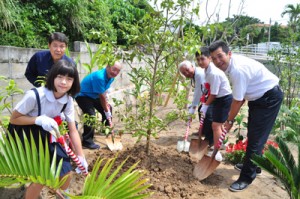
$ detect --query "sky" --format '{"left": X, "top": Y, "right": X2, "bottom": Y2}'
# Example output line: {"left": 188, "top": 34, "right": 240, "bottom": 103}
{"left": 198, "top": 0, "right": 299, "bottom": 25}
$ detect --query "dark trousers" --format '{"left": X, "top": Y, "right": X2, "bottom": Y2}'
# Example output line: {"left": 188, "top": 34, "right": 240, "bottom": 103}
{"left": 239, "top": 86, "right": 283, "bottom": 183}
{"left": 75, "top": 96, "right": 112, "bottom": 145}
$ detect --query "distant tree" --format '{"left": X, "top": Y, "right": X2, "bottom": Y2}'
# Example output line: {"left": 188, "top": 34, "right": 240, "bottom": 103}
{"left": 281, "top": 3, "right": 300, "bottom": 44}
{"left": 0, "top": 0, "right": 154, "bottom": 48}
{"left": 281, "top": 3, "right": 300, "bottom": 32}
{"left": 239, "top": 24, "right": 262, "bottom": 44}
{"left": 207, "top": 15, "right": 262, "bottom": 46}
{"left": 104, "top": 0, "right": 154, "bottom": 46}
{"left": 0, "top": 0, "right": 18, "bottom": 30}
{"left": 270, "top": 22, "right": 290, "bottom": 43}
{"left": 226, "top": 15, "right": 262, "bottom": 35}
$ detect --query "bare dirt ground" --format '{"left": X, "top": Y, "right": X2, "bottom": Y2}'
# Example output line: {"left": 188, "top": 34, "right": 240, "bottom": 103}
{"left": 0, "top": 103, "right": 290, "bottom": 199}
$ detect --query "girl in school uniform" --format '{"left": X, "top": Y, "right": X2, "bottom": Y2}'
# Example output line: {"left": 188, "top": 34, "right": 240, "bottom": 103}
{"left": 9, "top": 59, "right": 87, "bottom": 199}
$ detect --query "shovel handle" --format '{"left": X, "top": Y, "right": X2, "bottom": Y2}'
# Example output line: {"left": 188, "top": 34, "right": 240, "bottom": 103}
{"left": 217, "top": 129, "right": 227, "bottom": 149}
{"left": 59, "top": 140, "right": 88, "bottom": 176}
{"left": 108, "top": 117, "right": 115, "bottom": 142}
{"left": 106, "top": 103, "right": 115, "bottom": 139}
{"left": 65, "top": 144, "right": 88, "bottom": 176}
{"left": 54, "top": 128, "right": 88, "bottom": 176}
{"left": 210, "top": 129, "right": 228, "bottom": 159}
{"left": 198, "top": 114, "right": 205, "bottom": 137}
{"left": 184, "top": 119, "right": 191, "bottom": 141}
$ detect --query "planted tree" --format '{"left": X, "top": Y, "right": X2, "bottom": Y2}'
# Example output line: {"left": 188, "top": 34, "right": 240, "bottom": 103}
{"left": 112, "top": 0, "right": 202, "bottom": 154}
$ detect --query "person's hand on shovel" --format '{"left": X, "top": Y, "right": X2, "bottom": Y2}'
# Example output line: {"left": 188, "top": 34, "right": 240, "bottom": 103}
{"left": 200, "top": 104, "right": 209, "bottom": 118}
{"left": 35, "top": 115, "right": 58, "bottom": 132}
{"left": 50, "top": 127, "right": 89, "bottom": 176}
{"left": 105, "top": 111, "right": 112, "bottom": 121}
{"left": 187, "top": 105, "right": 196, "bottom": 125}
{"left": 224, "top": 119, "right": 235, "bottom": 132}
{"left": 75, "top": 156, "right": 88, "bottom": 174}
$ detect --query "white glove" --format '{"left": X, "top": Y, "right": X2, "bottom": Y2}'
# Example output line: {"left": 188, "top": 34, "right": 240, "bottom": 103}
{"left": 200, "top": 104, "right": 209, "bottom": 117}
{"left": 188, "top": 105, "right": 196, "bottom": 115}
{"left": 105, "top": 111, "right": 112, "bottom": 119}
{"left": 75, "top": 156, "right": 88, "bottom": 174}
{"left": 35, "top": 115, "right": 58, "bottom": 132}
{"left": 206, "top": 151, "right": 223, "bottom": 161}
{"left": 49, "top": 134, "right": 57, "bottom": 143}
{"left": 60, "top": 112, "right": 66, "bottom": 121}
{"left": 215, "top": 151, "right": 223, "bottom": 161}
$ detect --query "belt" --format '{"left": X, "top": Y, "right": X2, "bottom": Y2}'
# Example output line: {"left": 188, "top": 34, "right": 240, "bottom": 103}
{"left": 264, "top": 85, "right": 280, "bottom": 96}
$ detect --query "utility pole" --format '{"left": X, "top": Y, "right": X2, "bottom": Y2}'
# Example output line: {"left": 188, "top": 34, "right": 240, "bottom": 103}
{"left": 268, "top": 18, "right": 271, "bottom": 50}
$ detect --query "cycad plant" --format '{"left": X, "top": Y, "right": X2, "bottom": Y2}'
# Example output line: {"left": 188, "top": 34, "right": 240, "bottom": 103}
{"left": 0, "top": 131, "right": 152, "bottom": 198}
{"left": 252, "top": 137, "right": 300, "bottom": 199}
{"left": 0, "top": 132, "right": 66, "bottom": 189}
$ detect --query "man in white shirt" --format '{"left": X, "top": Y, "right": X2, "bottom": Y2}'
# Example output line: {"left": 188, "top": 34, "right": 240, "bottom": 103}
{"left": 209, "top": 40, "right": 283, "bottom": 192}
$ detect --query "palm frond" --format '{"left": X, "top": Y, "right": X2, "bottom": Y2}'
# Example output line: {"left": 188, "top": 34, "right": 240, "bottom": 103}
{"left": 0, "top": 131, "right": 67, "bottom": 189}
{"left": 252, "top": 137, "right": 300, "bottom": 199}
{"left": 263, "top": 149, "right": 293, "bottom": 190}
{"left": 78, "top": 156, "right": 152, "bottom": 199}
{"left": 0, "top": 131, "right": 152, "bottom": 198}
{"left": 276, "top": 137, "right": 297, "bottom": 173}
{"left": 297, "top": 143, "right": 300, "bottom": 187}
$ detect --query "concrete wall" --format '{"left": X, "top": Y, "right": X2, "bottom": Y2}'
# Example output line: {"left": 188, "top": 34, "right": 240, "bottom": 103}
{"left": 0, "top": 42, "right": 141, "bottom": 116}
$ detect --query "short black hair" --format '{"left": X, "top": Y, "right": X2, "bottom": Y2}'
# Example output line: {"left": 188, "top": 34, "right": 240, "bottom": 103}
{"left": 195, "top": 46, "right": 210, "bottom": 57}
{"left": 48, "top": 32, "right": 68, "bottom": 45}
{"left": 209, "top": 40, "right": 230, "bottom": 54}
{"left": 45, "top": 60, "right": 80, "bottom": 97}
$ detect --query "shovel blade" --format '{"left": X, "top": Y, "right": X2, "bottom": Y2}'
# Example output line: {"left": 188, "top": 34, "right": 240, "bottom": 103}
{"left": 177, "top": 140, "right": 184, "bottom": 152}
{"left": 105, "top": 135, "right": 123, "bottom": 151}
{"left": 105, "top": 136, "right": 115, "bottom": 151}
{"left": 189, "top": 138, "right": 209, "bottom": 161}
{"left": 193, "top": 155, "right": 221, "bottom": 181}
{"left": 184, "top": 140, "right": 190, "bottom": 152}
{"left": 114, "top": 136, "right": 123, "bottom": 150}
{"left": 177, "top": 140, "right": 190, "bottom": 153}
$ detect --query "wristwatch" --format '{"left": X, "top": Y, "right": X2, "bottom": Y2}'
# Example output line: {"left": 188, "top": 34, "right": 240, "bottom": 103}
{"left": 227, "top": 119, "right": 235, "bottom": 125}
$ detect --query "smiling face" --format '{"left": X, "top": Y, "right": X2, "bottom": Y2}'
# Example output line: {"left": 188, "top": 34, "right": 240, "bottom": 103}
{"left": 179, "top": 65, "right": 195, "bottom": 78}
{"left": 53, "top": 74, "right": 74, "bottom": 98}
{"left": 106, "top": 61, "right": 122, "bottom": 79}
{"left": 210, "top": 47, "right": 232, "bottom": 71}
{"left": 196, "top": 55, "right": 211, "bottom": 69}
{"left": 49, "top": 40, "right": 67, "bottom": 62}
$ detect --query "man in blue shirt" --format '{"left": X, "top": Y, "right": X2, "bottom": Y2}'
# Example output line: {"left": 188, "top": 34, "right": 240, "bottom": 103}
{"left": 75, "top": 61, "right": 122, "bottom": 149}
{"left": 25, "top": 32, "right": 74, "bottom": 87}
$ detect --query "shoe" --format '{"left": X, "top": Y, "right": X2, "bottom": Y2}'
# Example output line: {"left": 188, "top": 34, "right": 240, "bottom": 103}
{"left": 82, "top": 142, "right": 100, "bottom": 149}
{"left": 229, "top": 180, "right": 250, "bottom": 192}
{"left": 234, "top": 163, "right": 262, "bottom": 175}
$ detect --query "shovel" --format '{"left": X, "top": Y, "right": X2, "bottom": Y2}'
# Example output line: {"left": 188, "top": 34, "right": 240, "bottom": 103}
{"left": 193, "top": 129, "right": 227, "bottom": 181}
{"left": 105, "top": 118, "right": 123, "bottom": 151}
{"left": 50, "top": 128, "right": 88, "bottom": 176}
{"left": 177, "top": 119, "right": 191, "bottom": 152}
{"left": 189, "top": 114, "right": 209, "bottom": 160}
